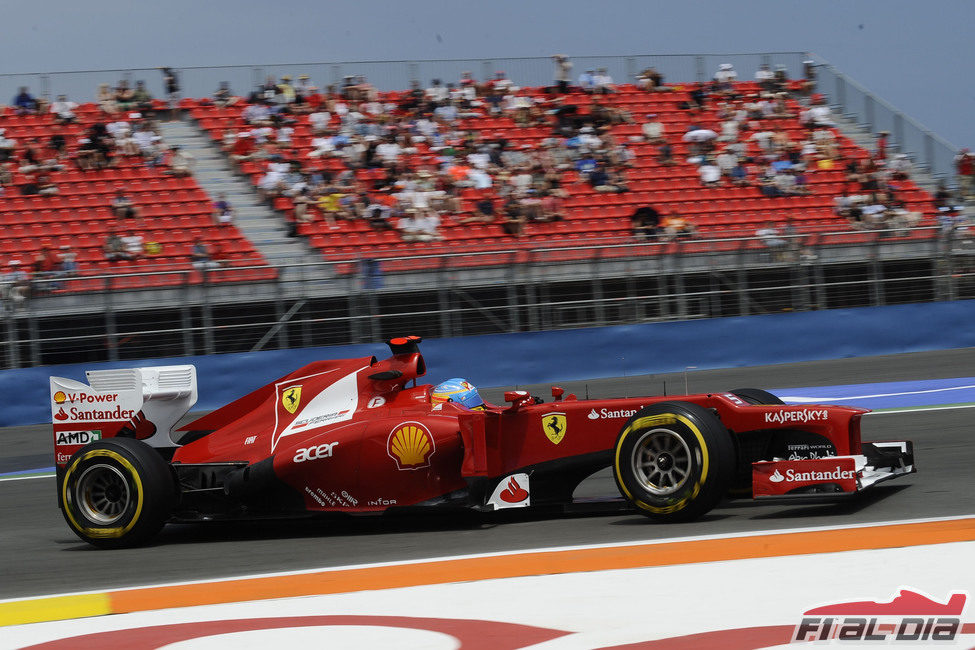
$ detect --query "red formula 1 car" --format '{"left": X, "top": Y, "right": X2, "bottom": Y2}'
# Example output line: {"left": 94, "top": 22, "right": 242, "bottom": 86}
{"left": 50, "top": 336, "right": 915, "bottom": 548}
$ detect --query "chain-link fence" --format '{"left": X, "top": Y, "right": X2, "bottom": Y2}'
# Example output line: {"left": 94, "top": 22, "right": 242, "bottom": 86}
{"left": 5, "top": 227, "right": 974, "bottom": 369}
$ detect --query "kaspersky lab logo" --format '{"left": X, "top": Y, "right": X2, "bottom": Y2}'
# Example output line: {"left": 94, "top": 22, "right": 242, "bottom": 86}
{"left": 794, "top": 588, "right": 968, "bottom": 642}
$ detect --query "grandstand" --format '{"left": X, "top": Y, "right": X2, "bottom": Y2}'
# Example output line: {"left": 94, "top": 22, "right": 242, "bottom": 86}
{"left": 0, "top": 53, "right": 969, "bottom": 368}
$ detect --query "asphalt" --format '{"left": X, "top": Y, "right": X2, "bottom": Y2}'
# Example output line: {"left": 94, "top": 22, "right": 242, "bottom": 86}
{"left": 2, "top": 348, "right": 974, "bottom": 600}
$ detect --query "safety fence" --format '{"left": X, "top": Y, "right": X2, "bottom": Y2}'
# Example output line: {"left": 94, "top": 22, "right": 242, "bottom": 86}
{"left": 4, "top": 226, "right": 975, "bottom": 369}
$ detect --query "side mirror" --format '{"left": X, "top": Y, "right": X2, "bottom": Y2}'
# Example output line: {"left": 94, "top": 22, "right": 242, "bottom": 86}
{"left": 551, "top": 386, "right": 564, "bottom": 401}
{"left": 504, "top": 390, "right": 532, "bottom": 408}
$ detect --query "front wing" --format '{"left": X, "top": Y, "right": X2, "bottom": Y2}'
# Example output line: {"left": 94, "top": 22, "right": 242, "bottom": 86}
{"left": 752, "top": 441, "right": 915, "bottom": 499}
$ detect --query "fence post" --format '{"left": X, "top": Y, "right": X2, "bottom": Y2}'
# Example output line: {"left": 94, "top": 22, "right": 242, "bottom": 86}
{"left": 694, "top": 56, "right": 706, "bottom": 83}
{"left": 4, "top": 314, "right": 19, "bottom": 368}
{"left": 27, "top": 312, "right": 41, "bottom": 366}
{"left": 506, "top": 252, "right": 521, "bottom": 332}
{"left": 592, "top": 248, "right": 606, "bottom": 325}
{"left": 864, "top": 95, "right": 874, "bottom": 134}
{"left": 924, "top": 132, "right": 936, "bottom": 177}
{"left": 893, "top": 113, "right": 904, "bottom": 154}
{"left": 836, "top": 74, "right": 847, "bottom": 116}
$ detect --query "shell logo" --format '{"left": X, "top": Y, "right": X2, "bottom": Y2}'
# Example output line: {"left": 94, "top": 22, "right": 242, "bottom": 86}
{"left": 53, "top": 391, "right": 67, "bottom": 404}
{"left": 387, "top": 422, "right": 435, "bottom": 470}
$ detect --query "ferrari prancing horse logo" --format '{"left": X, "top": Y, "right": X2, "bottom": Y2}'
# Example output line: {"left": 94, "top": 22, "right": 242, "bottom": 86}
{"left": 543, "top": 412, "right": 566, "bottom": 445}
{"left": 282, "top": 385, "right": 302, "bottom": 414}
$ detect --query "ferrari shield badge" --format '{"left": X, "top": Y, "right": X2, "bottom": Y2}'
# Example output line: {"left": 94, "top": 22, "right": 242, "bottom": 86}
{"left": 543, "top": 412, "right": 566, "bottom": 445}
{"left": 282, "top": 385, "right": 302, "bottom": 414}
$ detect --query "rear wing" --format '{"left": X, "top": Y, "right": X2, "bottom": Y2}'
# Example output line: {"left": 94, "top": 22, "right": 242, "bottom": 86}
{"left": 51, "top": 365, "right": 198, "bottom": 465}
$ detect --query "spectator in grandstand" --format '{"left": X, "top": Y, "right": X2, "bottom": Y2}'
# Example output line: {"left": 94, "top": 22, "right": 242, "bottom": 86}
{"left": 955, "top": 149, "right": 974, "bottom": 201}
{"left": 687, "top": 83, "right": 707, "bottom": 111}
{"left": 229, "top": 131, "right": 256, "bottom": 165}
{"left": 937, "top": 205, "right": 969, "bottom": 236}
{"left": 97, "top": 83, "right": 119, "bottom": 114}
{"left": 190, "top": 238, "right": 213, "bottom": 269}
{"left": 160, "top": 67, "right": 180, "bottom": 120}
{"left": 111, "top": 190, "right": 140, "bottom": 220}
{"left": 657, "top": 141, "right": 675, "bottom": 166}
{"left": 458, "top": 197, "right": 496, "bottom": 225}
{"left": 756, "top": 221, "right": 789, "bottom": 260}
{"left": 56, "top": 245, "right": 79, "bottom": 276}
{"left": 636, "top": 67, "right": 664, "bottom": 91}
{"left": 698, "top": 159, "right": 722, "bottom": 187}
{"left": 874, "top": 130, "right": 889, "bottom": 161}
{"left": 577, "top": 69, "right": 596, "bottom": 93}
{"left": 1, "top": 260, "right": 30, "bottom": 310}
{"left": 48, "top": 95, "right": 78, "bottom": 124}
{"left": 164, "top": 145, "right": 194, "bottom": 177}
{"left": 499, "top": 196, "right": 526, "bottom": 237}
{"left": 212, "top": 194, "right": 235, "bottom": 225}
{"left": 660, "top": 213, "right": 697, "bottom": 240}
{"left": 714, "top": 63, "right": 737, "bottom": 93}
{"left": 119, "top": 232, "right": 143, "bottom": 259}
{"left": 801, "top": 98, "right": 835, "bottom": 128}
{"left": 290, "top": 187, "right": 315, "bottom": 224}
{"left": 131, "top": 81, "right": 154, "bottom": 115}
{"left": 887, "top": 153, "right": 913, "bottom": 181}
{"left": 593, "top": 68, "right": 616, "bottom": 94}
{"left": 631, "top": 205, "right": 661, "bottom": 240}
{"left": 0, "top": 162, "right": 12, "bottom": 191}
{"left": 552, "top": 55, "right": 573, "bottom": 94}
{"left": 0, "top": 129, "right": 15, "bottom": 163}
{"left": 933, "top": 180, "right": 956, "bottom": 212}
{"left": 113, "top": 80, "right": 136, "bottom": 112}
{"left": 12, "top": 87, "right": 41, "bottom": 115}
{"left": 641, "top": 114, "right": 665, "bottom": 144}
{"left": 103, "top": 231, "right": 132, "bottom": 261}
{"left": 395, "top": 208, "right": 441, "bottom": 242}
{"left": 31, "top": 246, "right": 60, "bottom": 292}
{"left": 755, "top": 63, "right": 775, "bottom": 92}
{"left": 47, "top": 128, "right": 67, "bottom": 158}
{"left": 538, "top": 189, "right": 565, "bottom": 222}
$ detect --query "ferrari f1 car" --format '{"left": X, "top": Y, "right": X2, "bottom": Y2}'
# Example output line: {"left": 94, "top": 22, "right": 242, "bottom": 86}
{"left": 50, "top": 336, "right": 915, "bottom": 548}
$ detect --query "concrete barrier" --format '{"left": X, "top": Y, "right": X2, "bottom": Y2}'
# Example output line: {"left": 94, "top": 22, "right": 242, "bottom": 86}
{"left": 3, "top": 300, "right": 975, "bottom": 427}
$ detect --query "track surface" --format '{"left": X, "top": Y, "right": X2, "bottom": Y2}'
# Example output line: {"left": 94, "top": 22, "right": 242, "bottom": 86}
{"left": 2, "top": 348, "right": 974, "bottom": 600}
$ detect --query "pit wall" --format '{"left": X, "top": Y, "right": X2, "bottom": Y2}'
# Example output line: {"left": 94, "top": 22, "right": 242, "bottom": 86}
{"left": 4, "top": 300, "right": 975, "bottom": 428}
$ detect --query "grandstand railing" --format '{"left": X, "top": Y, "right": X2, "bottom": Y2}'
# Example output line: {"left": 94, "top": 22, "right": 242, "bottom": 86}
{"left": 0, "top": 53, "right": 809, "bottom": 112}
{"left": 810, "top": 56, "right": 960, "bottom": 182}
{"left": 5, "top": 226, "right": 974, "bottom": 368}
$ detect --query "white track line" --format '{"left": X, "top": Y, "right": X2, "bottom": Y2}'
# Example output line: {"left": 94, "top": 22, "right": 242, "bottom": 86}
{"left": 2, "top": 513, "right": 972, "bottom": 604}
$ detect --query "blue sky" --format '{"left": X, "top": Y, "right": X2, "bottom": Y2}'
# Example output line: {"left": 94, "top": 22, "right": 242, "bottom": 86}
{"left": 2, "top": 0, "right": 971, "bottom": 147}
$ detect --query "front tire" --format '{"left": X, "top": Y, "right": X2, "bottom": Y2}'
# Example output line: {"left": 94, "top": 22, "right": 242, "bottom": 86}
{"left": 730, "top": 388, "right": 784, "bottom": 405}
{"left": 613, "top": 401, "right": 734, "bottom": 522}
{"left": 60, "top": 438, "right": 176, "bottom": 549}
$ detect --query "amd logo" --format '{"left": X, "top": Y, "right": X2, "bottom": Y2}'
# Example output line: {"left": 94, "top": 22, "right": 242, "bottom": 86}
{"left": 55, "top": 430, "right": 101, "bottom": 446}
{"left": 293, "top": 442, "right": 339, "bottom": 463}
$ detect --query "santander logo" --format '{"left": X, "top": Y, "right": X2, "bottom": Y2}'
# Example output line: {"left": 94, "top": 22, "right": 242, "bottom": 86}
{"left": 499, "top": 476, "right": 529, "bottom": 504}
{"left": 769, "top": 469, "right": 785, "bottom": 483}
{"left": 54, "top": 407, "right": 69, "bottom": 421}
{"left": 587, "top": 409, "right": 599, "bottom": 420}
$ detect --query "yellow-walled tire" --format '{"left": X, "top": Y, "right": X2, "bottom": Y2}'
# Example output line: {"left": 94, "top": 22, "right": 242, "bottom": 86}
{"left": 60, "top": 438, "right": 176, "bottom": 549}
{"left": 613, "top": 401, "right": 735, "bottom": 522}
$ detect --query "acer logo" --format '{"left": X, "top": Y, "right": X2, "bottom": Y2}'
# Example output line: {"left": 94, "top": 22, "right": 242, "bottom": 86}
{"left": 293, "top": 442, "right": 338, "bottom": 463}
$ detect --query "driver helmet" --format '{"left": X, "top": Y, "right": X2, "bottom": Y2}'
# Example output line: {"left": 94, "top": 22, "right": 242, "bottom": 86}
{"left": 431, "top": 378, "right": 484, "bottom": 410}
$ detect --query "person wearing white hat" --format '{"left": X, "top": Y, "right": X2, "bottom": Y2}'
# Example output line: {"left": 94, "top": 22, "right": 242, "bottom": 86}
{"left": 552, "top": 54, "right": 573, "bottom": 94}
{"left": 2, "top": 259, "right": 30, "bottom": 308}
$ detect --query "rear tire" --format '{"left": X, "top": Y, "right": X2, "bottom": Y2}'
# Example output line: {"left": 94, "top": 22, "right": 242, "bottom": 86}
{"left": 60, "top": 437, "right": 175, "bottom": 549}
{"left": 730, "top": 388, "right": 784, "bottom": 405}
{"left": 613, "top": 401, "right": 735, "bottom": 522}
